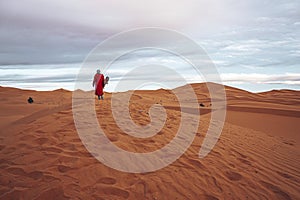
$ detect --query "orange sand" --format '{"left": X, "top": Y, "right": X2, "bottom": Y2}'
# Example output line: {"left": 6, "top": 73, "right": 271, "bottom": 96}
{"left": 0, "top": 83, "right": 299, "bottom": 199}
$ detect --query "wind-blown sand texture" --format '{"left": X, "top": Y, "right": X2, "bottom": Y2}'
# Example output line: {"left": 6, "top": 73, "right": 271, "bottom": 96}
{"left": 0, "top": 83, "right": 299, "bottom": 199}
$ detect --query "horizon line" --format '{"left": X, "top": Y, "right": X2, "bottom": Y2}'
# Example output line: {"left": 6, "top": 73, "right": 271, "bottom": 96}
{"left": 1, "top": 82, "right": 299, "bottom": 94}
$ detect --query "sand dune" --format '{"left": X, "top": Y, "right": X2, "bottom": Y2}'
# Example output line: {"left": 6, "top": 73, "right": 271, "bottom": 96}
{"left": 0, "top": 84, "right": 299, "bottom": 199}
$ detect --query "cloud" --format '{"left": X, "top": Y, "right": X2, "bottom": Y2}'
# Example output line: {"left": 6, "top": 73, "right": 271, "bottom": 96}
{"left": 0, "top": 63, "right": 80, "bottom": 90}
{"left": 0, "top": 0, "right": 299, "bottom": 92}
{"left": 221, "top": 73, "right": 300, "bottom": 85}
{"left": 0, "top": 0, "right": 299, "bottom": 65}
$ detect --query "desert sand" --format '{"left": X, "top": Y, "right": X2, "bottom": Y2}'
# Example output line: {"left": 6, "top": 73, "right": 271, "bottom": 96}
{"left": 0, "top": 83, "right": 299, "bottom": 199}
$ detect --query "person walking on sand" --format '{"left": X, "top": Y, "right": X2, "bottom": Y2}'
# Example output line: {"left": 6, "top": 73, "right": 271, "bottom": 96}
{"left": 93, "top": 69, "right": 105, "bottom": 100}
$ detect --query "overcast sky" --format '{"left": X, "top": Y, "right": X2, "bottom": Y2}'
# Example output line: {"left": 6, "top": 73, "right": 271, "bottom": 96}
{"left": 0, "top": 0, "right": 299, "bottom": 92}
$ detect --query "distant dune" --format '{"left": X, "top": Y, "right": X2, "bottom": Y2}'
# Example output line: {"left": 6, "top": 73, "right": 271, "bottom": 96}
{"left": 0, "top": 83, "right": 299, "bottom": 199}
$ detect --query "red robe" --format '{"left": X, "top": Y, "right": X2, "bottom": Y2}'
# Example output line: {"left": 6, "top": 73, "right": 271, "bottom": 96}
{"left": 93, "top": 73, "right": 104, "bottom": 96}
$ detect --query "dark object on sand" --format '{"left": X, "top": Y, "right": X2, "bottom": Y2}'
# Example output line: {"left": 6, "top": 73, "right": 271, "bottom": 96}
{"left": 200, "top": 103, "right": 205, "bottom": 107}
{"left": 28, "top": 97, "right": 34, "bottom": 104}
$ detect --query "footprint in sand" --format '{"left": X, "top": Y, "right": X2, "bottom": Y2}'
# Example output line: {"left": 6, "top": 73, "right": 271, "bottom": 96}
{"left": 97, "top": 177, "right": 117, "bottom": 185}
{"left": 28, "top": 171, "right": 44, "bottom": 180}
{"left": 260, "top": 181, "right": 291, "bottom": 200}
{"left": 237, "top": 158, "right": 252, "bottom": 166}
{"left": 100, "top": 186, "right": 130, "bottom": 199}
{"left": 36, "top": 186, "right": 68, "bottom": 200}
{"left": 20, "top": 135, "right": 35, "bottom": 141}
{"left": 187, "top": 159, "right": 206, "bottom": 170}
{"left": 3, "top": 147, "right": 16, "bottom": 154}
{"left": 107, "top": 135, "right": 119, "bottom": 142}
{"left": 57, "top": 165, "right": 73, "bottom": 173}
{"left": 77, "top": 151, "right": 93, "bottom": 158}
{"left": 35, "top": 130, "right": 46, "bottom": 134}
{"left": 58, "top": 156, "right": 78, "bottom": 163}
{"left": 198, "top": 194, "right": 219, "bottom": 200}
{"left": 71, "top": 138, "right": 82, "bottom": 143}
{"left": 276, "top": 171, "right": 295, "bottom": 180}
{"left": 6, "top": 167, "right": 27, "bottom": 176}
{"left": 225, "top": 171, "right": 243, "bottom": 181}
{"left": 283, "top": 140, "right": 295, "bottom": 146}
{"left": 44, "top": 147, "right": 63, "bottom": 153}
{"left": 34, "top": 138, "right": 48, "bottom": 145}
{"left": 42, "top": 175, "right": 61, "bottom": 182}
